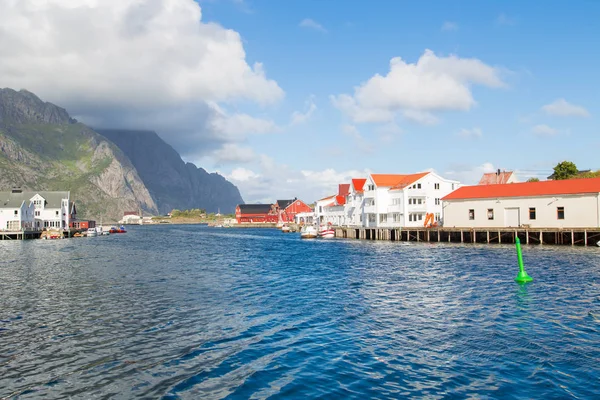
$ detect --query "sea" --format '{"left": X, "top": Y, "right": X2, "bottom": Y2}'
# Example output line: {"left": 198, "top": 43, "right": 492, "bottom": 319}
{"left": 1, "top": 224, "right": 599, "bottom": 399}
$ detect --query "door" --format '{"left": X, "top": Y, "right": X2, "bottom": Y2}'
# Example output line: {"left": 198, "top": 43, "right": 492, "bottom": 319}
{"left": 505, "top": 208, "right": 520, "bottom": 227}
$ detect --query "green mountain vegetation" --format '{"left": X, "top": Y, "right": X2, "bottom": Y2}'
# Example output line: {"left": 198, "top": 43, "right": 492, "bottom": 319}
{"left": 0, "top": 88, "right": 158, "bottom": 221}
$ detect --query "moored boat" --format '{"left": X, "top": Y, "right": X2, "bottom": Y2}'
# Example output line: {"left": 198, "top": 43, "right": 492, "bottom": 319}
{"left": 86, "top": 228, "right": 97, "bottom": 237}
{"left": 300, "top": 224, "right": 317, "bottom": 239}
{"left": 318, "top": 225, "right": 335, "bottom": 239}
{"left": 281, "top": 224, "right": 291, "bottom": 233}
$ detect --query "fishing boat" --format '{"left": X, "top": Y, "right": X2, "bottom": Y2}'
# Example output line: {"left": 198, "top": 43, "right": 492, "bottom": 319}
{"left": 318, "top": 224, "right": 335, "bottom": 239}
{"left": 281, "top": 224, "right": 291, "bottom": 233}
{"left": 86, "top": 228, "right": 97, "bottom": 237}
{"left": 300, "top": 224, "right": 317, "bottom": 239}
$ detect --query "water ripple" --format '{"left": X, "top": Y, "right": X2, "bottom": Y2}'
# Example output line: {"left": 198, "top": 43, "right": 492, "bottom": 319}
{"left": 1, "top": 226, "right": 599, "bottom": 399}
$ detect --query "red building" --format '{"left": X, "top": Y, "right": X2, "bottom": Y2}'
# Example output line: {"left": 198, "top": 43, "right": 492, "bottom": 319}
{"left": 235, "top": 204, "right": 278, "bottom": 223}
{"left": 276, "top": 199, "right": 313, "bottom": 222}
{"left": 235, "top": 199, "right": 313, "bottom": 224}
{"left": 70, "top": 220, "right": 96, "bottom": 229}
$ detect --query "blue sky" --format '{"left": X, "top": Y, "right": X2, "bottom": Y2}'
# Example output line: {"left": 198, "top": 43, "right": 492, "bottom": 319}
{"left": 193, "top": 0, "right": 599, "bottom": 200}
{"left": 1, "top": 0, "right": 598, "bottom": 203}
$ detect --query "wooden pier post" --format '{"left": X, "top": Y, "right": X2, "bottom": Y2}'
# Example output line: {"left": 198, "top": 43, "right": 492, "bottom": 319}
{"left": 571, "top": 230, "right": 574, "bottom": 246}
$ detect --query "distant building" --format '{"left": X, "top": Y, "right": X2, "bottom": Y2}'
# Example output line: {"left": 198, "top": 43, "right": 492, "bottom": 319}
{"left": 235, "top": 204, "right": 278, "bottom": 223}
{"left": 120, "top": 211, "right": 141, "bottom": 224}
{"left": 275, "top": 199, "right": 312, "bottom": 223}
{"left": 479, "top": 170, "right": 518, "bottom": 185}
{"left": 442, "top": 177, "right": 600, "bottom": 228}
{"left": 0, "top": 189, "right": 74, "bottom": 231}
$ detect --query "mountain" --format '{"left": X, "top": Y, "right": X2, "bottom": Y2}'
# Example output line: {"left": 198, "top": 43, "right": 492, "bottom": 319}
{"left": 0, "top": 88, "right": 158, "bottom": 221}
{"left": 96, "top": 129, "right": 244, "bottom": 214}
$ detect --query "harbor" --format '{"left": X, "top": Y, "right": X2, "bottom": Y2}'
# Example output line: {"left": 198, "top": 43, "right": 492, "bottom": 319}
{"left": 334, "top": 226, "right": 600, "bottom": 246}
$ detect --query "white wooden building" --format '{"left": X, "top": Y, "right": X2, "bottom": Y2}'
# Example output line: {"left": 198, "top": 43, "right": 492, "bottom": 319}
{"left": 0, "top": 189, "right": 74, "bottom": 231}
{"left": 362, "top": 172, "right": 460, "bottom": 228}
{"left": 441, "top": 177, "right": 600, "bottom": 228}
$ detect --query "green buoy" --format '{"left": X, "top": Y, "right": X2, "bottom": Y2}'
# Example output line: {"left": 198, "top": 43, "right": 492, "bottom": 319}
{"left": 514, "top": 237, "right": 533, "bottom": 283}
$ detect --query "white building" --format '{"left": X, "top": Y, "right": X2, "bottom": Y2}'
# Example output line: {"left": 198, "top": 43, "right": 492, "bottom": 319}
{"left": 362, "top": 172, "right": 460, "bottom": 228}
{"left": 0, "top": 189, "right": 73, "bottom": 231}
{"left": 442, "top": 177, "right": 600, "bottom": 228}
{"left": 345, "top": 178, "right": 367, "bottom": 226}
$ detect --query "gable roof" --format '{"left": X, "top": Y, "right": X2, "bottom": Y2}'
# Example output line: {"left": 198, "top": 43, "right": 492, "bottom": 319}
{"left": 0, "top": 191, "right": 69, "bottom": 209}
{"left": 368, "top": 172, "right": 429, "bottom": 190}
{"left": 276, "top": 199, "right": 294, "bottom": 209}
{"left": 338, "top": 184, "right": 350, "bottom": 197}
{"left": 351, "top": 178, "right": 367, "bottom": 193}
{"left": 442, "top": 177, "right": 600, "bottom": 200}
{"left": 478, "top": 171, "right": 515, "bottom": 185}
{"left": 237, "top": 204, "right": 274, "bottom": 214}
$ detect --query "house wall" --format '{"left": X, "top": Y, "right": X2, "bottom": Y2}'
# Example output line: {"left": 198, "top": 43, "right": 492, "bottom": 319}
{"left": 33, "top": 194, "right": 70, "bottom": 229}
{"left": 443, "top": 194, "right": 600, "bottom": 228}
{"left": 0, "top": 202, "right": 35, "bottom": 231}
{"left": 282, "top": 200, "right": 312, "bottom": 222}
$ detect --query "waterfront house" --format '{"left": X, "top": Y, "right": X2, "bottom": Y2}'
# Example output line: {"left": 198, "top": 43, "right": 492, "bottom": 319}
{"left": 0, "top": 189, "right": 74, "bottom": 231}
{"left": 314, "top": 195, "right": 336, "bottom": 225}
{"left": 235, "top": 204, "right": 278, "bottom": 223}
{"left": 362, "top": 172, "right": 460, "bottom": 228}
{"left": 441, "top": 177, "right": 600, "bottom": 228}
{"left": 275, "top": 199, "right": 313, "bottom": 223}
{"left": 120, "top": 211, "right": 141, "bottom": 224}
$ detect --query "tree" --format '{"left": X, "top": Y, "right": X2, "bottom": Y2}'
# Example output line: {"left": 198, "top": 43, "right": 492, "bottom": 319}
{"left": 527, "top": 177, "right": 540, "bottom": 182}
{"left": 553, "top": 161, "right": 578, "bottom": 180}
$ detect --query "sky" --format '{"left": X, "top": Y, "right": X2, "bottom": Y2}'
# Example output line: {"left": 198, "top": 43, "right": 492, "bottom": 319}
{"left": 0, "top": 0, "right": 598, "bottom": 203}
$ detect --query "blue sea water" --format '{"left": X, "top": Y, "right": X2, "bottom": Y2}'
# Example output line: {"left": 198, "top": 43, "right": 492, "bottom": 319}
{"left": 1, "top": 224, "right": 599, "bottom": 399}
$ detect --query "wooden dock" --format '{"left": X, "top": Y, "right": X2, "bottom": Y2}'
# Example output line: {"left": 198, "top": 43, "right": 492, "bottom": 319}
{"left": 0, "top": 229, "right": 78, "bottom": 240}
{"left": 334, "top": 227, "right": 600, "bottom": 247}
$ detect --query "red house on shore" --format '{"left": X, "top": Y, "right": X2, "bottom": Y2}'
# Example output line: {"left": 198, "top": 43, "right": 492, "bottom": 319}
{"left": 235, "top": 198, "right": 313, "bottom": 224}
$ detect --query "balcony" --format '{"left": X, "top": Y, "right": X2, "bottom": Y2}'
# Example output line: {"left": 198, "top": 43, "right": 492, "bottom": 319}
{"left": 387, "top": 204, "right": 403, "bottom": 213}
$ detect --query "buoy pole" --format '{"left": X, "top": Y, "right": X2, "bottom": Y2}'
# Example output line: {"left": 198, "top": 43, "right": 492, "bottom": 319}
{"left": 514, "top": 237, "right": 533, "bottom": 283}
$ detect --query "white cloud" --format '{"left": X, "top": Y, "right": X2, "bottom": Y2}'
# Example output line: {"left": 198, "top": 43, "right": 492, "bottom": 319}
{"left": 441, "top": 21, "right": 458, "bottom": 31}
{"left": 532, "top": 124, "right": 559, "bottom": 136}
{"left": 299, "top": 18, "right": 327, "bottom": 33}
{"left": 331, "top": 49, "right": 504, "bottom": 124}
{"left": 209, "top": 105, "right": 280, "bottom": 139}
{"left": 0, "top": 0, "right": 283, "bottom": 108}
{"left": 290, "top": 97, "right": 317, "bottom": 125}
{"left": 444, "top": 162, "right": 496, "bottom": 185}
{"left": 542, "top": 98, "right": 590, "bottom": 118}
{"left": 212, "top": 144, "right": 257, "bottom": 165}
{"left": 458, "top": 127, "right": 483, "bottom": 139}
{"left": 228, "top": 167, "right": 260, "bottom": 182}
{"left": 402, "top": 110, "right": 439, "bottom": 125}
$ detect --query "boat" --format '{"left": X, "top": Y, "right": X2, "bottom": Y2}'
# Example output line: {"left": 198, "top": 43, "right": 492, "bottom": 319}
{"left": 318, "top": 224, "right": 335, "bottom": 239}
{"left": 109, "top": 225, "right": 127, "bottom": 233}
{"left": 281, "top": 224, "right": 291, "bottom": 233}
{"left": 300, "top": 224, "right": 318, "bottom": 239}
{"left": 86, "top": 228, "right": 97, "bottom": 237}
{"left": 118, "top": 225, "right": 127, "bottom": 233}
{"left": 41, "top": 229, "right": 63, "bottom": 240}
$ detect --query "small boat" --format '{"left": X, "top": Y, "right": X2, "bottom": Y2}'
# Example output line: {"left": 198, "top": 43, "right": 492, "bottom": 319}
{"left": 118, "top": 225, "right": 127, "bottom": 233}
{"left": 86, "top": 228, "right": 97, "bottom": 237}
{"left": 318, "top": 224, "right": 335, "bottom": 239}
{"left": 300, "top": 224, "right": 318, "bottom": 239}
{"left": 41, "top": 230, "right": 63, "bottom": 240}
{"left": 281, "top": 224, "right": 291, "bottom": 233}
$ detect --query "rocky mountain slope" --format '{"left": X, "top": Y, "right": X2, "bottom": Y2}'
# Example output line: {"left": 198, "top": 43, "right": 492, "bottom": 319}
{"left": 0, "top": 88, "right": 158, "bottom": 221}
{"left": 96, "top": 129, "right": 244, "bottom": 214}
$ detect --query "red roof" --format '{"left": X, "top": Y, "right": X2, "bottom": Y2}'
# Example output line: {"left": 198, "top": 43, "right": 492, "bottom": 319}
{"left": 478, "top": 171, "right": 515, "bottom": 185}
{"left": 335, "top": 195, "right": 347, "bottom": 205}
{"left": 443, "top": 177, "right": 600, "bottom": 200}
{"left": 338, "top": 184, "right": 350, "bottom": 197}
{"left": 369, "top": 172, "right": 429, "bottom": 190}
{"left": 352, "top": 178, "right": 367, "bottom": 193}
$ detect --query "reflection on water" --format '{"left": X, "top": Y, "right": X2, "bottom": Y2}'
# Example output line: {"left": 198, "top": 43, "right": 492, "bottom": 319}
{"left": 1, "top": 225, "right": 599, "bottom": 399}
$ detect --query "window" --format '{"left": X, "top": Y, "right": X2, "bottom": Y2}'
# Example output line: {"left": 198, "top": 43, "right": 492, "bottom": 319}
{"left": 434, "top": 183, "right": 440, "bottom": 190}
{"left": 435, "top": 213, "right": 440, "bottom": 222}
{"left": 367, "top": 184, "right": 375, "bottom": 191}
{"left": 55, "top": 211, "right": 59, "bottom": 216}
{"left": 435, "top": 198, "right": 440, "bottom": 205}
{"left": 379, "top": 214, "right": 387, "bottom": 223}
{"left": 487, "top": 209, "right": 494, "bottom": 220}
{"left": 452, "top": 184, "right": 455, "bottom": 190}
{"left": 417, "top": 198, "right": 422, "bottom": 205}
{"left": 14, "top": 210, "right": 18, "bottom": 215}
{"left": 418, "top": 214, "right": 423, "bottom": 221}
{"left": 417, "top": 183, "right": 422, "bottom": 189}
{"left": 393, "top": 213, "right": 401, "bottom": 222}
{"left": 529, "top": 207, "right": 536, "bottom": 220}
{"left": 557, "top": 207, "right": 565, "bottom": 220}
{"left": 469, "top": 209, "right": 475, "bottom": 220}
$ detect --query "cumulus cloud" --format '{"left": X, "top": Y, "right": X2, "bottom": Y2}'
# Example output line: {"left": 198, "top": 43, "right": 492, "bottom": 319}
{"left": 532, "top": 124, "right": 559, "bottom": 136}
{"left": 542, "top": 98, "right": 590, "bottom": 118}
{"left": 444, "top": 162, "right": 496, "bottom": 185}
{"left": 0, "top": 0, "right": 284, "bottom": 160}
{"left": 290, "top": 97, "right": 317, "bottom": 125}
{"left": 299, "top": 18, "right": 327, "bottom": 33}
{"left": 212, "top": 144, "right": 258, "bottom": 165}
{"left": 331, "top": 49, "right": 504, "bottom": 124}
{"left": 441, "top": 21, "right": 458, "bottom": 31}
{"left": 458, "top": 127, "right": 483, "bottom": 139}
